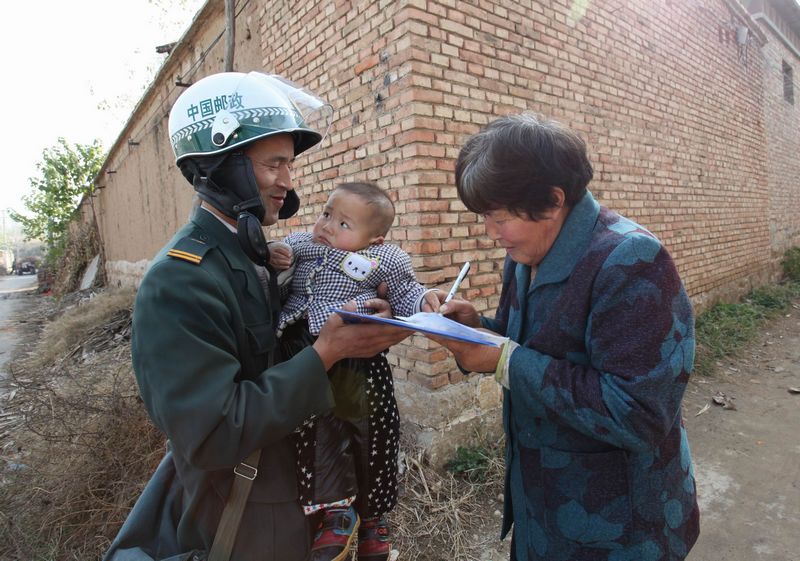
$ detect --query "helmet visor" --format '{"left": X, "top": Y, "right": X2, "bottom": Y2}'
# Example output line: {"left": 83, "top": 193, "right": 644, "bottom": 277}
{"left": 249, "top": 73, "right": 333, "bottom": 155}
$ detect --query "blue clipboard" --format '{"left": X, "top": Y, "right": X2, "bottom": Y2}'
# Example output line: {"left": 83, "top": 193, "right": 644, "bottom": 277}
{"left": 332, "top": 309, "right": 504, "bottom": 347}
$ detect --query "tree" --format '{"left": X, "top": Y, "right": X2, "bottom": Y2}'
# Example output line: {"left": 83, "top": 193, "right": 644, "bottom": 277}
{"left": 9, "top": 138, "right": 104, "bottom": 263}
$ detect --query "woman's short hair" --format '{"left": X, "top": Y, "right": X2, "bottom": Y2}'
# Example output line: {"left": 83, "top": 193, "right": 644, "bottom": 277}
{"left": 335, "top": 181, "right": 395, "bottom": 237}
{"left": 455, "top": 113, "right": 593, "bottom": 219}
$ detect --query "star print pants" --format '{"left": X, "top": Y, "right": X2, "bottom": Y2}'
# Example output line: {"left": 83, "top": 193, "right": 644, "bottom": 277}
{"left": 280, "top": 323, "right": 400, "bottom": 518}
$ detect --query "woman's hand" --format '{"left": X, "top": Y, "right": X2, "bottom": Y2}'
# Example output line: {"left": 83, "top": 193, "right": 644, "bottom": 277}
{"left": 313, "top": 299, "right": 410, "bottom": 370}
{"left": 420, "top": 289, "right": 447, "bottom": 312}
{"left": 427, "top": 332, "right": 505, "bottom": 373}
{"left": 437, "top": 298, "right": 482, "bottom": 328}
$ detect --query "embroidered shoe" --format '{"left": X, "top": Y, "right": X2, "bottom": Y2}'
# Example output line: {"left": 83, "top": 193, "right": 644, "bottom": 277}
{"left": 357, "top": 517, "right": 391, "bottom": 561}
{"left": 310, "top": 506, "right": 360, "bottom": 561}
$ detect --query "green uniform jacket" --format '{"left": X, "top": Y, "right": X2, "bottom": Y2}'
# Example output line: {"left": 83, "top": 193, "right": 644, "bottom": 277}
{"left": 122, "top": 208, "right": 335, "bottom": 560}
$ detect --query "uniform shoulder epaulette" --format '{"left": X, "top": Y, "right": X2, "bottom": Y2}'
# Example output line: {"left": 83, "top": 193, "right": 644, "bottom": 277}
{"left": 167, "top": 234, "right": 213, "bottom": 265}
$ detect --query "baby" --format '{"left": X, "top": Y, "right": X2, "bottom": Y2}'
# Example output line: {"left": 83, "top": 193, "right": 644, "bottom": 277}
{"left": 271, "top": 181, "right": 439, "bottom": 561}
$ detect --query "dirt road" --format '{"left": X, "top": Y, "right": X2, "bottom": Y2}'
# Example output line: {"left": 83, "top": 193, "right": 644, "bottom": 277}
{"left": 683, "top": 308, "right": 800, "bottom": 561}
{"left": 0, "top": 275, "right": 38, "bottom": 380}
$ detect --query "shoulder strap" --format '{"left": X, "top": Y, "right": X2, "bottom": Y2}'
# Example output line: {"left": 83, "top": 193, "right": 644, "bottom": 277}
{"left": 207, "top": 448, "right": 262, "bottom": 561}
{"left": 167, "top": 233, "right": 214, "bottom": 265}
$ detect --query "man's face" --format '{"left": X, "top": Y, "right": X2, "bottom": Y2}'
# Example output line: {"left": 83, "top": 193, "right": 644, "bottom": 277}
{"left": 312, "top": 190, "right": 384, "bottom": 252}
{"left": 244, "top": 134, "right": 296, "bottom": 226}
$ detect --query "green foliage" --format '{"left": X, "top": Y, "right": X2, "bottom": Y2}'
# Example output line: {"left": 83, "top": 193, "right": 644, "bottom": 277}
{"left": 445, "top": 446, "right": 492, "bottom": 483}
{"left": 694, "top": 277, "right": 800, "bottom": 376}
{"left": 782, "top": 246, "right": 800, "bottom": 282}
{"left": 9, "top": 138, "right": 104, "bottom": 264}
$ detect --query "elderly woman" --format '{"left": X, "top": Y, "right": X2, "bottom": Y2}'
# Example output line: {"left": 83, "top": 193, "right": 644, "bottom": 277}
{"left": 434, "top": 114, "right": 699, "bottom": 561}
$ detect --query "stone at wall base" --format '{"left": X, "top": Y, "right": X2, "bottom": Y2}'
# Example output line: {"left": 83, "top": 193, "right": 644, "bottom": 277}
{"left": 394, "top": 375, "right": 503, "bottom": 469}
{"left": 106, "top": 260, "right": 151, "bottom": 289}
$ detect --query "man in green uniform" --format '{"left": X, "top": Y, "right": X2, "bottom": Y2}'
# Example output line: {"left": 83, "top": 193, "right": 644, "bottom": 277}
{"left": 104, "top": 72, "right": 410, "bottom": 561}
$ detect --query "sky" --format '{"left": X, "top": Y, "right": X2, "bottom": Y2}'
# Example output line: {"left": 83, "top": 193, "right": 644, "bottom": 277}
{"left": 1, "top": 0, "right": 204, "bottom": 221}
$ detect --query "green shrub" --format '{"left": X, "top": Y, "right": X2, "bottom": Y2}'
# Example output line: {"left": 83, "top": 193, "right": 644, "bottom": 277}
{"left": 746, "top": 287, "right": 791, "bottom": 314}
{"left": 782, "top": 246, "right": 800, "bottom": 282}
{"left": 694, "top": 278, "right": 800, "bottom": 377}
{"left": 445, "top": 446, "right": 492, "bottom": 483}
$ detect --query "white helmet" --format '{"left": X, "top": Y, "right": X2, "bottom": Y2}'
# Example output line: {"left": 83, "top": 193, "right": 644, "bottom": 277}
{"left": 168, "top": 72, "right": 332, "bottom": 162}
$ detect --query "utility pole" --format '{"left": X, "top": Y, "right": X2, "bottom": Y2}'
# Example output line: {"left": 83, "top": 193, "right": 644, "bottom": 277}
{"left": 224, "top": 0, "right": 235, "bottom": 71}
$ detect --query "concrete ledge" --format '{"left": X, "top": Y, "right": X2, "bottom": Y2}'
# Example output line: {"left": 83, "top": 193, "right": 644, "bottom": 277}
{"left": 395, "top": 374, "right": 503, "bottom": 468}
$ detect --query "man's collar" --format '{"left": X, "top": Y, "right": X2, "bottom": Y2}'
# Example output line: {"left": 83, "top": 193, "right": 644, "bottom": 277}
{"left": 190, "top": 205, "right": 254, "bottom": 271}
{"left": 200, "top": 204, "right": 237, "bottom": 233}
{"left": 532, "top": 190, "right": 600, "bottom": 289}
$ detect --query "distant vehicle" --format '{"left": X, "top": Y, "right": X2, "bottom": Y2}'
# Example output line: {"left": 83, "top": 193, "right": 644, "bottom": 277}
{"left": 17, "top": 263, "right": 36, "bottom": 275}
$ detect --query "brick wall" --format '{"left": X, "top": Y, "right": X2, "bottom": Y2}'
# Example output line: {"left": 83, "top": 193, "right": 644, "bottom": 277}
{"left": 252, "top": 0, "right": 492, "bottom": 387}
{"left": 89, "top": 0, "right": 799, "bottom": 395}
{"left": 256, "top": 0, "right": 793, "bottom": 386}
{"left": 386, "top": 0, "right": 780, "bottom": 321}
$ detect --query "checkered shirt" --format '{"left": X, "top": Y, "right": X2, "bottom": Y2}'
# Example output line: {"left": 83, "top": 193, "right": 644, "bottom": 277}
{"left": 278, "top": 232, "right": 427, "bottom": 335}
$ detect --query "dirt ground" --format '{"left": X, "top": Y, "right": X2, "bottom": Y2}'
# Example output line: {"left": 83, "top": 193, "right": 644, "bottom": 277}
{"left": 682, "top": 305, "right": 800, "bottom": 561}
{"left": 471, "top": 304, "right": 800, "bottom": 561}
{"left": 1, "top": 289, "right": 799, "bottom": 560}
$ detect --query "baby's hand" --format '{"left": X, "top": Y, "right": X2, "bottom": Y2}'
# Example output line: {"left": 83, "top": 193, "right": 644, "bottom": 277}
{"left": 268, "top": 242, "right": 293, "bottom": 271}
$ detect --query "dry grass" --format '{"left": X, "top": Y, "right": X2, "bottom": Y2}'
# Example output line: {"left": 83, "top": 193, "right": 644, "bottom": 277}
{"left": 0, "top": 289, "right": 164, "bottom": 561}
{"left": 28, "top": 288, "right": 136, "bottom": 370}
{"left": 389, "top": 438, "right": 506, "bottom": 561}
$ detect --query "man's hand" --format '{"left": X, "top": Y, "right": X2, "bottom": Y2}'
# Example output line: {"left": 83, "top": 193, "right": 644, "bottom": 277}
{"left": 312, "top": 299, "right": 410, "bottom": 370}
{"left": 268, "top": 242, "right": 293, "bottom": 271}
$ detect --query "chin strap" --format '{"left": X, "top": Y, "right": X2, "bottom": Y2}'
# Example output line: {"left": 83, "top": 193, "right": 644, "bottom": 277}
{"left": 180, "top": 152, "right": 267, "bottom": 223}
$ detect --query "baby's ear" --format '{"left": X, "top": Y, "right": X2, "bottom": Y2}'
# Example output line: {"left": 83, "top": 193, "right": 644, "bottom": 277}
{"left": 370, "top": 235, "right": 385, "bottom": 245}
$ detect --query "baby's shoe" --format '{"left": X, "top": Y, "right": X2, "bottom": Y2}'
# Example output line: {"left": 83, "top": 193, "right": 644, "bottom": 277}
{"left": 357, "top": 516, "right": 391, "bottom": 561}
{"left": 310, "top": 506, "right": 360, "bottom": 561}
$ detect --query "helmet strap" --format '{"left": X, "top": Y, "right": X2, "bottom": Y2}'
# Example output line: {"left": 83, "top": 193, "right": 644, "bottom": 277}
{"left": 179, "top": 152, "right": 266, "bottom": 223}
{"left": 231, "top": 195, "right": 271, "bottom": 267}
{"left": 236, "top": 211, "right": 270, "bottom": 267}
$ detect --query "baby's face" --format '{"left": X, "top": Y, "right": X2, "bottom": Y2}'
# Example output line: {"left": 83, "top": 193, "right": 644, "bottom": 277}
{"left": 312, "top": 190, "right": 383, "bottom": 252}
